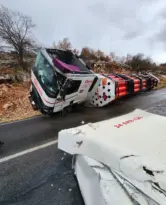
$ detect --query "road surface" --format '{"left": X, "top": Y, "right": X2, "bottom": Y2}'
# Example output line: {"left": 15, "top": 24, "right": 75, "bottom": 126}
{"left": 0, "top": 88, "right": 166, "bottom": 205}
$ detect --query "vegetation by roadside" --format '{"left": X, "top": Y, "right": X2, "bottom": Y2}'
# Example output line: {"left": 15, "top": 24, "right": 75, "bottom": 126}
{"left": 155, "top": 75, "right": 166, "bottom": 89}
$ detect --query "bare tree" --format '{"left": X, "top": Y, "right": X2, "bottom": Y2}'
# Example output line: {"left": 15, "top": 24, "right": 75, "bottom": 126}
{"left": 0, "top": 5, "right": 35, "bottom": 69}
{"left": 53, "top": 37, "right": 80, "bottom": 55}
{"left": 72, "top": 48, "right": 79, "bottom": 55}
{"left": 109, "top": 52, "right": 119, "bottom": 62}
{"left": 53, "top": 38, "right": 72, "bottom": 50}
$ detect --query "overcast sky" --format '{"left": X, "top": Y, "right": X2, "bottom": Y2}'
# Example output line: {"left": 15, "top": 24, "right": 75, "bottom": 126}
{"left": 1, "top": 0, "right": 166, "bottom": 64}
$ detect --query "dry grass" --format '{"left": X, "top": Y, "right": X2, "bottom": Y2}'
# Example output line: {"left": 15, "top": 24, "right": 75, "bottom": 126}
{"left": 154, "top": 75, "right": 166, "bottom": 90}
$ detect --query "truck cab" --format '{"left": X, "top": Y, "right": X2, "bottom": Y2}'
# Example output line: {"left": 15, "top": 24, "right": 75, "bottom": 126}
{"left": 29, "top": 48, "right": 100, "bottom": 115}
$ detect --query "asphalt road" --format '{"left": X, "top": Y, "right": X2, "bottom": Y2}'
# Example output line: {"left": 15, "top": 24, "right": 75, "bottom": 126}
{"left": 0, "top": 88, "right": 166, "bottom": 205}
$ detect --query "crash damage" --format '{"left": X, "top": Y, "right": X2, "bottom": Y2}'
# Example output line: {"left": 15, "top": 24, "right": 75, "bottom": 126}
{"left": 58, "top": 109, "right": 166, "bottom": 205}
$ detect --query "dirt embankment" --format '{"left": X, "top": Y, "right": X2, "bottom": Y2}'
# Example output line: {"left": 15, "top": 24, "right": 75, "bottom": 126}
{"left": 0, "top": 82, "right": 40, "bottom": 123}
{"left": 0, "top": 52, "right": 39, "bottom": 123}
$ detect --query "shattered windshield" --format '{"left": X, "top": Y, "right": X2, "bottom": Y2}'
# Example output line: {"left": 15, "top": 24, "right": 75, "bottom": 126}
{"left": 35, "top": 52, "right": 59, "bottom": 95}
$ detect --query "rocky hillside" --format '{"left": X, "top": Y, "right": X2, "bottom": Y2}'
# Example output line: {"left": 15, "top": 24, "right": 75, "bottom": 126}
{"left": 0, "top": 52, "right": 39, "bottom": 122}
{"left": 0, "top": 82, "right": 40, "bottom": 123}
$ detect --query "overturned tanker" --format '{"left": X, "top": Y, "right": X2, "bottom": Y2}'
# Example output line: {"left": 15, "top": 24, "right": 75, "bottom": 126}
{"left": 29, "top": 48, "right": 159, "bottom": 115}
{"left": 58, "top": 109, "right": 166, "bottom": 205}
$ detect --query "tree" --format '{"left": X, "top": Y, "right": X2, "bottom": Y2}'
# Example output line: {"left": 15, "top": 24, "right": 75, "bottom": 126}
{"left": 105, "top": 55, "right": 111, "bottom": 62}
{"left": 109, "top": 52, "right": 119, "bottom": 62}
{"left": 53, "top": 37, "right": 72, "bottom": 50}
{"left": 125, "top": 53, "right": 157, "bottom": 72}
{"left": 0, "top": 5, "right": 35, "bottom": 69}
{"left": 53, "top": 38, "right": 80, "bottom": 55}
{"left": 94, "top": 49, "right": 106, "bottom": 61}
{"left": 80, "top": 47, "right": 97, "bottom": 61}
{"left": 72, "top": 48, "right": 79, "bottom": 55}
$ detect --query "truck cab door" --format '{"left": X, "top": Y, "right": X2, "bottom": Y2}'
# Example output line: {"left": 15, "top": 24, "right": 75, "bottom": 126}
{"left": 53, "top": 78, "right": 80, "bottom": 112}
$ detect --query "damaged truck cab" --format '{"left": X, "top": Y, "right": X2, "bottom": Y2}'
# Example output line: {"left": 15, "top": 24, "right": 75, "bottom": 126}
{"left": 29, "top": 48, "right": 100, "bottom": 115}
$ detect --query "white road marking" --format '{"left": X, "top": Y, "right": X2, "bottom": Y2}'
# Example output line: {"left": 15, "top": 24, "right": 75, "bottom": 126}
{"left": 0, "top": 139, "right": 58, "bottom": 164}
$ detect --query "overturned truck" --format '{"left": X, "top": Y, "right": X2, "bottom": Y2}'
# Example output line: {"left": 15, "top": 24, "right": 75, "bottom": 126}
{"left": 29, "top": 48, "right": 159, "bottom": 114}
{"left": 58, "top": 109, "right": 166, "bottom": 205}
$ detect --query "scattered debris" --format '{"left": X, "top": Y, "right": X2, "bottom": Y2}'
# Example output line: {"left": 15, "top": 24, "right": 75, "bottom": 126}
{"left": 51, "top": 184, "right": 54, "bottom": 187}
{"left": 69, "top": 189, "right": 72, "bottom": 192}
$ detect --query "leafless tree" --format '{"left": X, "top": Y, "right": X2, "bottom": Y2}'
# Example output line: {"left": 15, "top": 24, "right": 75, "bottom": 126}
{"left": 109, "top": 52, "right": 119, "bottom": 62}
{"left": 0, "top": 5, "right": 35, "bottom": 69}
{"left": 53, "top": 37, "right": 80, "bottom": 55}
{"left": 53, "top": 38, "right": 72, "bottom": 50}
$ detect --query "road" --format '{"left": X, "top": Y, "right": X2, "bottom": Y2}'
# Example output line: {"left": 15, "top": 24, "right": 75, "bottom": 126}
{"left": 0, "top": 88, "right": 166, "bottom": 205}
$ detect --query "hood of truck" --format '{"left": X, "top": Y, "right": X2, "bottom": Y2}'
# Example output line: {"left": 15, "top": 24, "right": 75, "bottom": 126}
{"left": 58, "top": 109, "right": 166, "bottom": 204}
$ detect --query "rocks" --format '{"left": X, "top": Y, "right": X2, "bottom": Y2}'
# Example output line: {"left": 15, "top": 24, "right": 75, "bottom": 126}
{"left": 3, "top": 102, "right": 13, "bottom": 110}
{"left": 0, "top": 82, "right": 40, "bottom": 123}
{"left": 0, "top": 84, "right": 8, "bottom": 93}
{"left": 0, "top": 52, "right": 35, "bottom": 69}
{"left": 14, "top": 71, "right": 30, "bottom": 82}
{"left": 0, "top": 75, "right": 12, "bottom": 84}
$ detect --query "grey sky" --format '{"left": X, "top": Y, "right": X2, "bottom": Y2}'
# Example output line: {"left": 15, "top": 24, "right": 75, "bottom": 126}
{"left": 1, "top": 0, "right": 166, "bottom": 64}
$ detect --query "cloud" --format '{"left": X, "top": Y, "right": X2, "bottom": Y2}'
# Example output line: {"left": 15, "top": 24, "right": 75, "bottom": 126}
{"left": 123, "top": 30, "right": 144, "bottom": 40}
{"left": 0, "top": 0, "right": 166, "bottom": 63}
{"left": 155, "top": 26, "right": 166, "bottom": 43}
{"left": 147, "top": 6, "right": 166, "bottom": 51}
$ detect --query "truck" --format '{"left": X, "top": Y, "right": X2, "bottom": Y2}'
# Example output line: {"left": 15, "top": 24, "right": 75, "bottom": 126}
{"left": 29, "top": 48, "right": 159, "bottom": 115}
